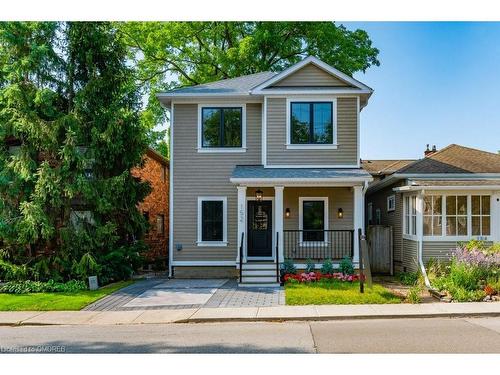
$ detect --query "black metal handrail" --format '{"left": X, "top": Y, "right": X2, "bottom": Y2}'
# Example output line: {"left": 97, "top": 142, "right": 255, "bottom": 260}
{"left": 239, "top": 232, "right": 244, "bottom": 283}
{"left": 275, "top": 231, "right": 280, "bottom": 283}
{"left": 283, "top": 229, "right": 354, "bottom": 260}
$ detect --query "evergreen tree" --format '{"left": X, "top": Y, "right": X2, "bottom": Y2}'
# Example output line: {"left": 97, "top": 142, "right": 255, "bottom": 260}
{"left": 0, "top": 22, "right": 149, "bottom": 282}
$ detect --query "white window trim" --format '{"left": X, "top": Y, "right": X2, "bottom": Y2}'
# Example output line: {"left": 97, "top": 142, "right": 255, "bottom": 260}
{"left": 403, "top": 194, "right": 418, "bottom": 240}
{"left": 197, "top": 196, "right": 228, "bottom": 247}
{"left": 285, "top": 97, "right": 337, "bottom": 149}
{"left": 387, "top": 195, "right": 396, "bottom": 212}
{"left": 298, "top": 197, "right": 329, "bottom": 246}
{"left": 422, "top": 193, "right": 493, "bottom": 242}
{"left": 197, "top": 104, "right": 246, "bottom": 153}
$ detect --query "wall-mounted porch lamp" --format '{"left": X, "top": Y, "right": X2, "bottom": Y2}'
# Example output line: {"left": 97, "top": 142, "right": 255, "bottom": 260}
{"left": 285, "top": 208, "right": 291, "bottom": 218}
{"left": 337, "top": 208, "right": 344, "bottom": 219}
{"left": 255, "top": 189, "right": 264, "bottom": 202}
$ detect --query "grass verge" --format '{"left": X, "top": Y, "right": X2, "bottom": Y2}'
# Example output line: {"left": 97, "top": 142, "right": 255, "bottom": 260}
{"left": 0, "top": 280, "right": 134, "bottom": 311}
{"left": 285, "top": 279, "right": 402, "bottom": 305}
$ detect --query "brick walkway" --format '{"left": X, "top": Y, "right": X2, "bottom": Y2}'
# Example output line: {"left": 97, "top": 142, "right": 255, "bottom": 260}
{"left": 84, "top": 278, "right": 285, "bottom": 311}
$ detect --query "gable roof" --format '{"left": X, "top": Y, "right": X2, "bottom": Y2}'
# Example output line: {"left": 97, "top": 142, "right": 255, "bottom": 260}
{"left": 251, "top": 56, "right": 373, "bottom": 94}
{"left": 397, "top": 144, "right": 500, "bottom": 174}
{"left": 156, "top": 56, "right": 373, "bottom": 105}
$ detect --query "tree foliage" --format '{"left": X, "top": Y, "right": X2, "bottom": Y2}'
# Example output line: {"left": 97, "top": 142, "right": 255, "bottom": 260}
{"left": 118, "top": 21, "right": 380, "bottom": 153}
{"left": 0, "top": 22, "right": 149, "bottom": 282}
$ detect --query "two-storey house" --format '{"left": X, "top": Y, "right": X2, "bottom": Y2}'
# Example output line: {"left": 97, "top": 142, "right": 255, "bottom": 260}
{"left": 157, "top": 56, "right": 373, "bottom": 286}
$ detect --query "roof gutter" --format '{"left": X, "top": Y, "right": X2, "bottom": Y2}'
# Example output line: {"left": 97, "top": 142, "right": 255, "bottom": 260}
{"left": 394, "top": 185, "right": 500, "bottom": 191}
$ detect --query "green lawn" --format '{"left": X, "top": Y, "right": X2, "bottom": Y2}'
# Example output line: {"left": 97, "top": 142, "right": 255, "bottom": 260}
{"left": 285, "top": 279, "right": 402, "bottom": 305}
{"left": 0, "top": 280, "right": 134, "bottom": 311}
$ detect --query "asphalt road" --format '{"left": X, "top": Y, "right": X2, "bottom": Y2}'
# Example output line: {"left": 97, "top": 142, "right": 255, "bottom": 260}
{"left": 0, "top": 317, "right": 499, "bottom": 353}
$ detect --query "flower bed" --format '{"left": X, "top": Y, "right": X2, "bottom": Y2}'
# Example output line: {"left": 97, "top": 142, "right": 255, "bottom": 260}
{"left": 430, "top": 241, "right": 500, "bottom": 302}
{"left": 283, "top": 271, "right": 362, "bottom": 283}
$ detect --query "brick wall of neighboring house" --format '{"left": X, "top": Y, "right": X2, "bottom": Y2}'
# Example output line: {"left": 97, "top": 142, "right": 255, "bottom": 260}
{"left": 132, "top": 148, "right": 169, "bottom": 267}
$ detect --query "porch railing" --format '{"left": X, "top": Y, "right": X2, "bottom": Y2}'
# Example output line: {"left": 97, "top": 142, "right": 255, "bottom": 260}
{"left": 283, "top": 229, "right": 354, "bottom": 261}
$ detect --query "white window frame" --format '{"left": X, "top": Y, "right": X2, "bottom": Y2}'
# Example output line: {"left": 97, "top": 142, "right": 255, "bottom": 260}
{"left": 285, "top": 97, "right": 338, "bottom": 150}
{"left": 420, "top": 193, "right": 493, "bottom": 241}
{"left": 197, "top": 196, "right": 228, "bottom": 247}
{"left": 299, "top": 197, "right": 329, "bottom": 245}
{"left": 197, "top": 104, "right": 247, "bottom": 153}
{"left": 403, "top": 194, "right": 418, "bottom": 240}
{"left": 422, "top": 195, "right": 443, "bottom": 237}
{"left": 471, "top": 195, "right": 491, "bottom": 237}
{"left": 387, "top": 195, "right": 396, "bottom": 212}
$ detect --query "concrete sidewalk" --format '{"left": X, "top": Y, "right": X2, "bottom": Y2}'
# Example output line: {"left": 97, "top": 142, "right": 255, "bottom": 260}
{"left": 1, "top": 302, "right": 499, "bottom": 326}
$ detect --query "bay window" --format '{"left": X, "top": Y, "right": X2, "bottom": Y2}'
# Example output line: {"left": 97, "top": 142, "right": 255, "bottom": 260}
{"left": 423, "top": 195, "right": 442, "bottom": 236}
{"left": 446, "top": 195, "right": 468, "bottom": 236}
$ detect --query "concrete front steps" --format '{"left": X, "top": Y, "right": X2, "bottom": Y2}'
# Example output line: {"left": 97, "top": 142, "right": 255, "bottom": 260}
{"left": 238, "top": 262, "right": 281, "bottom": 288}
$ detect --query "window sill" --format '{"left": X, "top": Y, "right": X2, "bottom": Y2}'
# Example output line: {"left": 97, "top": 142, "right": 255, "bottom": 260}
{"left": 285, "top": 144, "right": 338, "bottom": 150}
{"left": 197, "top": 148, "right": 247, "bottom": 153}
{"left": 402, "top": 234, "right": 418, "bottom": 241}
{"left": 196, "top": 241, "right": 228, "bottom": 247}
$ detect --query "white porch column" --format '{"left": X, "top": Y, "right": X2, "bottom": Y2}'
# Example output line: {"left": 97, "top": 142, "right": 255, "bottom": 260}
{"left": 274, "top": 185, "right": 284, "bottom": 263}
{"left": 353, "top": 185, "right": 364, "bottom": 265}
{"left": 236, "top": 185, "right": 247, "bottom": 264}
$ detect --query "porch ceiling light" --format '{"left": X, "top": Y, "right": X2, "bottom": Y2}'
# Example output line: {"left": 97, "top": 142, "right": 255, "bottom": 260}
{"left": 337, "top": 208, "right": 343, "bottom": 218}
{"left": 255, "top": 189, "right": 264, "bottom": 202}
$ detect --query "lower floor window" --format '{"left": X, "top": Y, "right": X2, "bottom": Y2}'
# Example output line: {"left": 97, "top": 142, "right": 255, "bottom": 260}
{"left": 198, "top": 197, "right": 227, "bottom": 245}
{"left": 300, "top": 197, "right": 328, "bottom": 242}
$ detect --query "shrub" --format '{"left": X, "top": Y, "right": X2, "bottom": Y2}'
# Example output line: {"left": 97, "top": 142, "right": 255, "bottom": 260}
{"left": 0, "top": 279, "right": 87, "bottom": 294}
{"left": 460, "top": 239, "right": 487, "bottom": 252}
{"left": 339, "top": 256, "right": 354, "bottom": 276}
{"left": 281, "top": 258, "right": 297, "bottom": 276}
{"left": 305, "top": 258, "right": 315, "bottom": 273}
{"left": 0, "top": 260, "right": 28, "bottom": 281}
{"left": 320, "top": 259, "right": 335, "bottom": 275}
{"left": 406, "top": 285, "right": 422, "bottom": 304}
{"left": 397, "top": 272, "right": 419, "bottom": 286}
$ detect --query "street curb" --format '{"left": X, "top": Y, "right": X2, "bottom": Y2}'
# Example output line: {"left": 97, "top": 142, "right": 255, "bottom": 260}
{"left": 178, "top": 311, "right": 500, "bottom": 324}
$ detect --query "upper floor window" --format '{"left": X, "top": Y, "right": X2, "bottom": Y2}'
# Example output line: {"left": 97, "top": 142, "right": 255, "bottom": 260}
{"left": 290, "top": 102, "right": 333, "bottom": 145}
{"left": 201, "top": 107, "right": 242, "bottom": 148}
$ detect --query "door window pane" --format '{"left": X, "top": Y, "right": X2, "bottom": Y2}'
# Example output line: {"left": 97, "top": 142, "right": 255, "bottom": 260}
{"left": 303, "top": 200, "right": 325, "bottom": 241}
{"left": 202, "top": 201, "right": 223, "bottom": 241}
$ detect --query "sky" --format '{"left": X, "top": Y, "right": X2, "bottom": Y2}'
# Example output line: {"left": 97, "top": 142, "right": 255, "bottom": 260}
{"left": 343, "top": 22, "right": 500, "bottom": 160}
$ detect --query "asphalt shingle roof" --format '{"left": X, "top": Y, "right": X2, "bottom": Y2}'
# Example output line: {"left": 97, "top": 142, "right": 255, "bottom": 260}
{"left": 362, "top": 159, "right": 416, "bottom": 175}
{"left": 162, "top": 71, "right": 276, "bottom": 96}
{"left": 398, "top": 144, "right": 500, "bottom": 174}
{"left": 231, "top": 165, "right": 371, "bottom": 180}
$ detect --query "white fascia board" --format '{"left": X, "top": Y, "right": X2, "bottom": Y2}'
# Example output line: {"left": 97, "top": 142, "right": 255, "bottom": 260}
{"left": 394, "top": 185, "right": 500, "bottom": 192}
{"left": 366, "top": 175, "right": 401, "bottom": 194}
{"left": 250, "top": 56, "right": 373, "bottom": 93}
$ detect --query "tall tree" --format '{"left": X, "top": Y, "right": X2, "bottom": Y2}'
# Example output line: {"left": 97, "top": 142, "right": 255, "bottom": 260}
{"left": 118, "top": 21, "right": 380, "bottom": 146}
{"left": 0, "top": 22, "right": 149, "bottom": 282}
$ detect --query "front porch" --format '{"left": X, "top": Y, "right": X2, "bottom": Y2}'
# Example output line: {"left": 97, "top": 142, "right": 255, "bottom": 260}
{"left": 230, "top": 167, "right": 372, "bottom": 282}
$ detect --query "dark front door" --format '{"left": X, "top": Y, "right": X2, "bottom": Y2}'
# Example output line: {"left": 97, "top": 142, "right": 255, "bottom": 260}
{"left": 247, "top": 200, "right": 273, "bottom": 257}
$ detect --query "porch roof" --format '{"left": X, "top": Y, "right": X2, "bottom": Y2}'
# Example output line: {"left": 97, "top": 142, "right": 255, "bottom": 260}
{"left": 230, "top": 165, "right": 372, "bottom": 185}
{"left": 393, "top": 179, "right": 500, "bottom": 191}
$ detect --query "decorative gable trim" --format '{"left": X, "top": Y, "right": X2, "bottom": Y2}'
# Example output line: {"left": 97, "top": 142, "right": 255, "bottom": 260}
{"left": 250, "top": 56, "right": 373, "bottom": 94}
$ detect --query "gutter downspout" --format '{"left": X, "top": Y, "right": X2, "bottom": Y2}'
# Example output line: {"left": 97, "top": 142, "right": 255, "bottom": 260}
{"left": 417, "top": 191, "right": 431, "bottom": 288}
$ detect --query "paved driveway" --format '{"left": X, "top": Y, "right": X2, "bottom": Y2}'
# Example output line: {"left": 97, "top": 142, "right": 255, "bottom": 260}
{"left": 84, "top": 278, "right": 284, "bottom": 311}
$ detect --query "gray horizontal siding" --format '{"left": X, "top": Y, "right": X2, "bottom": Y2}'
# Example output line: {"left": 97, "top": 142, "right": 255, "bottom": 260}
{"left": 266, "top": 97, "right": 358, "bottom": 166}
{"left": 272, "top": 64, "right": 351, "bottom": 87}
{"left": 402, "top": 238, "right": 419, "bottom": 272}
{"left": 172, "top": 103, "right": 261, "bottom": 262}
{"left": 422, "top": 241, "right": 493, "bottom": 263}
